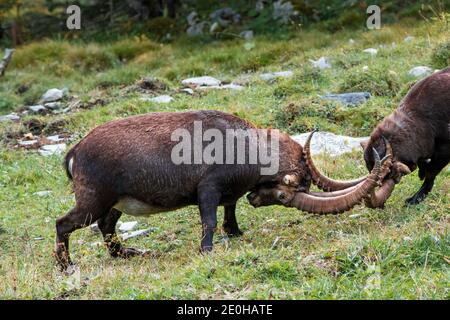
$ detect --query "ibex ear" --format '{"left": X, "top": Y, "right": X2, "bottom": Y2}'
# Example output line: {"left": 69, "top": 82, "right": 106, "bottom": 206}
{"left": 282, "top": 174, "right": 299, "bottom": 187}
{"left": 360, "top": 140, "right": 369, "bottom": 150}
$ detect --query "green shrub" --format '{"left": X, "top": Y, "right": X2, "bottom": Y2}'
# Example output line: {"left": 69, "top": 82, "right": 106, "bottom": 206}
{"left": 431, "top": 41, "right": 450, "bottom": 69}
{"left": 340, "top": 68, "right": 401, "bottom": 97}
{"left": 273, "top": 100, "right": 340, "bottom": 134}
{"left": 145, "top": 17, "right": 178, "bottom": 40}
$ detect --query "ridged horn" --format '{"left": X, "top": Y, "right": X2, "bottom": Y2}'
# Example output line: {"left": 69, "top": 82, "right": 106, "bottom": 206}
{"left": 364, "top": 178, "right": 396, "bottom": 209}
{"left": 288, "top": 149, "right": 383, "bottom": 214}
{"left": 303, "top": 130, "right": 367, "bottom": 191}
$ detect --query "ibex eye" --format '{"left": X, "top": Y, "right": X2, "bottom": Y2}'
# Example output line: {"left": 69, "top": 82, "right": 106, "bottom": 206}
{"left": 278, "top": 192, "right": 286, "bottom": 200}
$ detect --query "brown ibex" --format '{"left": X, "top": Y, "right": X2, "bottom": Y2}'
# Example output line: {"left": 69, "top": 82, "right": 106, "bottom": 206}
{"left": 303, "top": 67, "right": 450, "bottom": 207}
{"left": 56, "top": 110, "right": 383, "bottom": 270}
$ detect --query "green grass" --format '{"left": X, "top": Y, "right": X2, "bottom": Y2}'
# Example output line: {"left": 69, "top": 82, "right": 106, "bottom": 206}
{"left": 0, "top": 19, "right": 449, "bottom": 299}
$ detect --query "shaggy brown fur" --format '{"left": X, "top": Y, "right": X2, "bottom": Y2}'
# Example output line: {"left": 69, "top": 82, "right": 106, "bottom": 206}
{"left": 56, "top": 110, "right": 309, "bottom": 269}
{"left": 363, "top": 67, "right": 450, "bottom": 205}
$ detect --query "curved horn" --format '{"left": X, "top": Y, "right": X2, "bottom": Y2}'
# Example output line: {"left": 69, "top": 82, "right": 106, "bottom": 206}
{"left": 303, "top": 130, "right": 367, "bottom": 191}
{"left": 382, "top": 135, "right": 392, "bottom": 158}
{"left": 364, "top": 178, "right": 396, "bottom": 209}
{"left": 394, "top": 162, "right": 411, "bottom": 175}
{"left": 308, "top": 182, "right": 361, "bottom": 197}
{"left": 288, "top": 149, "right": 383, "bottom": 214}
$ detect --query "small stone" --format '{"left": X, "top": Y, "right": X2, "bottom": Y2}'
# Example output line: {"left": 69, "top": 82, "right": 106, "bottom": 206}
{"left": 90, "top": 223, "right": 101, "bottom": 233}
{"left": 0, "top": 113, "right": 20, "bottom": 122}
{"left": 292, "top": 131, "right": 369, "bottom": 157}
{"left": 121, "top": 228, "right": 157, "bottom": 241}
{"left": 44, "top": 102, "right": 62, "bottom": 110}
{"left": 28, "top": 105, "right": 46, "bottom": 114}
{"left": 349, "top": 214, "right": 361, "bottom": 218}
{"left": 118, "top": 221, "right": 138, "bottom": 233}
{"left": 33, "top": 190, "right": 51, "bottom": 197}
{"left": 271, "top": 236, "right": 281, "bottom": 249}
{"left": 146, "top": 95, "right": 174, "bottom": 103}
{"left": 90, "top": 241, "right": 103, "bottom": 248}
{"left": 321, "top": 92, "right": 371, "bottom": 107}
{"left": 197, "top": 83, "right": 244, "bottom": 91}
{"left": 38, "top": 143, "right": 66, "bottom": 156}
{"left": 181, "top": 88, "right": 194, "bottom": 95}
{"left": 260, "top": 70, "right": 293, "bottom": 81}
{"left": 47, "top": 135, "right": 64, "bottom": 142}
{"left": 182, "top": 76, "right": 221, "bottom": 87}
{"left": 349, "top": 39, "right": 355, "bottom": 44}
{"left": 187, "top": 11, "right": 198, "bottom": 26}
{"left": 404, "top": 36, "right": 414, "bottom": 42}
{"left": 273, "top": 0, "right": 296, "bottom": 24}
{"left": 19, "top": 140, "right": 38, "bottom": 147}
{"left": 362, "top": 65, "right": 369, "bottom": 72}
{"left": 209, "top": 22, "right": 219, "bottom": 33}
{"left": 309, "top": 57, "right": 331, "bottom": 69}
{"left": 239, "top": 30, "right": 254, "bottom": 40}
{"left": 363, "top": 48, "right": 378, "bottom": 56}
{"left": 187, "top": 22, "right": 206, "bottom": 36}
{"left": 403, "top": 236, "right": 413, "bottom": 241}
{"left": 34, "top": 237, "right": 45, "bottom": 241}
{"left": 42, "top": 88, "right": 64, "bottom": 102}
{"left": 408, "top": 66, "right": 432, "bottom": 78}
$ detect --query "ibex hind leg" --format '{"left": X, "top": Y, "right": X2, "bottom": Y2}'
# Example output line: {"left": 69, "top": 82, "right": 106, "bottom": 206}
{"left": 97, "top": 208, "right": 146, "bottom": 258}
{"left": 406, "top": 140, "right": 450, "bottom": 205}
{"left": 55, "top": 198, "right": 109, "bottom": 271}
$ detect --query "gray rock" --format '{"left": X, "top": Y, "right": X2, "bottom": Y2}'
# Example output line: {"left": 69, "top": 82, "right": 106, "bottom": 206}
{"left": 38, "top": 143, "right": 66, "bottom": 156}
{"left": 33, "top": 190, "right": 52, "bottom": 197}
{"left": 44, "top": 102, "right": 62, "bottom": 110}
{"left": 19, "top": 140, "right": 38, "bottom": 146}
{"left": 363, "top": 48, "right": 378, "bottom": 56}
{"left": 142, "top": 95, "right": 174, "bottom": 103}
{"left": 28, "top": 105, "right": 46, "bottom": 114}
{"left": 292, "top": 131, "right": 368, "bottom": 157}
{"left": 121, "top": 228, "right": 157, "bottom": 241}
{"left": 196, "top": 83, "right": 244, "bottom": 91}
{"left": 309, "top": 57, "right": 331, "bottom": 69}
{"left": 209, "top": 22, "right": 220, "bottom": 33}
{"left": 182, "top": 76, "right": 221, "bottom": 87}
{"left": 408, "top": 66, "right": 432, "bottom": 78}
{"left": 47, "top": 135, "right": 64, "bottom": 142}
{"left": 256, "top": 0, "right": 265, "bottom": 12}
{"left": 321, "top": 92, "right": 371, "bottom": 107}
{"left": 273, "top": 0, "right": 296, "bottom": 24}
{"left": 90, "top": 241, "right": 102, "bottom": 247}
{"left": 42, "top": 88, "right": 64, "bottom": 103}
{"left": 90, "top": 223, "right": 101, "bottom": 233}
{"left": 187, "top": 11, "right": 199, "bottom": 26}
{"left": 118, "top": 221, "right": 138, "bottom": 233}
{"left": 260, "top": 70, "right": 293, "bottom": 81}
{"left": 187, "top": 22, "right": 206, "bottom": 36}
{"left": 210, "top": 8, "right": 240, "bottom": 27}
{"left": 239, "top": 30, "right": 254, "bottom": 40}
{"left": 181, "top": 88, "right": 194, "bottom": 95}
{"left": 0, "top": 113, "right": 20, "bottom": 122}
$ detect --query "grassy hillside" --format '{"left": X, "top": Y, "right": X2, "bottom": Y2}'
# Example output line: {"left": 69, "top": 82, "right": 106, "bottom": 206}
{"left": 0, "top": 17, "right": 449, "bottom": 299}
